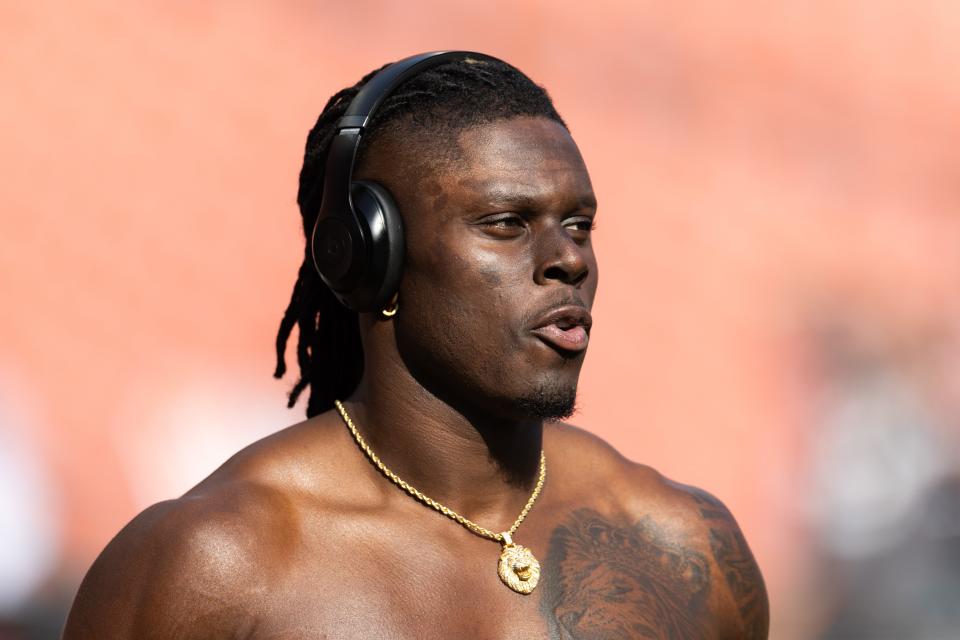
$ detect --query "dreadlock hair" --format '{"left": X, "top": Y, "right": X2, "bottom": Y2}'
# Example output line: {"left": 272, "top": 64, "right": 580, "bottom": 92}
{"left": 274, "top": 55, "right": 567, "bottom": 418}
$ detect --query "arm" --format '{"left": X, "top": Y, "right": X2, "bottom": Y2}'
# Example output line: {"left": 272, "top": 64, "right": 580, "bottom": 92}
{"left": 63, "top": 496, "right": 266, "bottom": 640}
{"left": 686, "top": 486, "right": 770, "bottom": 640}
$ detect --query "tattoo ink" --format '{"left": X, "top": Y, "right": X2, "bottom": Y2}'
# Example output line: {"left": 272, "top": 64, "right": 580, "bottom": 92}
{"left": 691, "top": 489, "right": 768, "bottom": 639}
{"left": 540, "top": 509, "right": 712, "bottom": 639}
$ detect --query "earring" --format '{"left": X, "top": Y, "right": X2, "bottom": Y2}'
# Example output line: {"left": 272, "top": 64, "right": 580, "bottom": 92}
{"left": 381, "top": 293, "right": 399, "bottom": 319}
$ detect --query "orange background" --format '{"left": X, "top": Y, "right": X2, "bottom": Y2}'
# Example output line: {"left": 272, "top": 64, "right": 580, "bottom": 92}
{"left": 4, "top": 2, "right": 960, "bottom": 637}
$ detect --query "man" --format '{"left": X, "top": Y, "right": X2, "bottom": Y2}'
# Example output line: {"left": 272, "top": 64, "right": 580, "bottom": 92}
{"left": 64, "top": 52, "right": 768, "bottom": 639}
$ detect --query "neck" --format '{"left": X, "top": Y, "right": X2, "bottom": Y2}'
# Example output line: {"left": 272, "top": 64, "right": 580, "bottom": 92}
{"left": 344, "top": 344, "right": 544, "bottom": 530}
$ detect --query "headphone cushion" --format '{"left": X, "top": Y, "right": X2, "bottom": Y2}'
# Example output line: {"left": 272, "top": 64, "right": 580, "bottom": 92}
{"left": 349, "top": 180, "right": 405, "bottom": 312}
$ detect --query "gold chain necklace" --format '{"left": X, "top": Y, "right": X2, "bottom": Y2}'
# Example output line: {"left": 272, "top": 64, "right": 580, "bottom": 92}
{"left": 334, "top": 400, "right": 545, "bottom": 595}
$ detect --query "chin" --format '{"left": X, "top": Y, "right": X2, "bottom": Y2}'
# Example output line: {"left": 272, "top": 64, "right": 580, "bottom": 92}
{"left": 514, "top": 380, "right": 578, "bottom": 421}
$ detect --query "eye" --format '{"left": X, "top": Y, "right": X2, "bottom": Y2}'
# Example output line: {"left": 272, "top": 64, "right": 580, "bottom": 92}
{"left": 479, "top": 213, "right": 526, "bottom": 236}
{"left": 563, "top": 215, "right": 596, "bottom": 236}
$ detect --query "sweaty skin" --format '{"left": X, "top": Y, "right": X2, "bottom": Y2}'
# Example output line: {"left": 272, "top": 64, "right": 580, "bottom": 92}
{"left": 64, "top": 117, "right": 768, "bottom": 639}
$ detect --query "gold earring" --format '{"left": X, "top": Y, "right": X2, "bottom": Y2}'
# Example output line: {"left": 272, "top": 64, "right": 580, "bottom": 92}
{"left": 381, "top": 293, "right": 398, "bottom": 319}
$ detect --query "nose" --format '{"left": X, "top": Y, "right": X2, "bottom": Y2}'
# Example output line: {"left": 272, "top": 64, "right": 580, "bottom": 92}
{"left": 534, "top": 225, "right": 590, "bottom": 287}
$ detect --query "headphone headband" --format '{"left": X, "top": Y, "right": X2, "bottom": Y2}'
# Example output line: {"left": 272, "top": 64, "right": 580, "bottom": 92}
{"left": 322, "top": 51, "right": 502, "bottom": 207}
{"left": 337, "top": 51, "right": 499, "bottom": 131}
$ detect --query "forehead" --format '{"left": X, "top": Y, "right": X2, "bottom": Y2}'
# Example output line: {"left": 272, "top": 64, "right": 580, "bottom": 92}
{"left": 458, "top": 117, "right": 580, "bottom": 170}
{"left": 355, "top": 115, "right": 595, "bottom": 218}
{"left": 451, "top": 116, "right": 593, "bottom": 206}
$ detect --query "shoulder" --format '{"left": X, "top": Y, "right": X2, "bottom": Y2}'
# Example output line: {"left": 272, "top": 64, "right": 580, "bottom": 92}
{"left": 545, "top": 421, "right": 671, "bottom": 511}
{"left": 545, "top": 421, "right": 751, "bottom": 539}
{"left": 544, "top": 422, "right": 769, "bottom": 639}
{"left": 656, "top": 481, "right": 770, "bottom": 639}
{"left": 63, "top": 479, "right": 300, "bottom": 639}
{"left": 63, "top": 412, "right": 361, "bottom": 639}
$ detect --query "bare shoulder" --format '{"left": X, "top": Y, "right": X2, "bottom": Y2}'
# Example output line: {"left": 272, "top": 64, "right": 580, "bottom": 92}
{"left": 544, "top": 420, "right": 670, "bottom": 506}
{"left": 543, "top": 422, "right": 769, "bottom": 639}
{"left": 546, "top": 421, "right": 752, "bottom": 533}
{"left": 63, "top": 454, "right": 308, "bottom": 639}
{"left": 64, "top": 480, "right": 299, "bottom": 639}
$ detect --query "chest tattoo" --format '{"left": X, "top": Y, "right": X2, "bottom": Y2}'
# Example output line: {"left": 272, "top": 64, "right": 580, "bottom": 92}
{"left": 539, "top": 509, "right": 711, "bottom": 639}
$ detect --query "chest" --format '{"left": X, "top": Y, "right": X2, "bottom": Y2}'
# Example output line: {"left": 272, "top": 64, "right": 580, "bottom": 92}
{"left": 242, "top": 511, "right": 721, "bottom": 640}
{"left": 253, "top": 528, "right": 549, "bottom": 639}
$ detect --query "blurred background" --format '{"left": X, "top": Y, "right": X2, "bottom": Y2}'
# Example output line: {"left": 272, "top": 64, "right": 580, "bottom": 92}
{"left": 3, "top": 1, "right": 960, "bottom": 638}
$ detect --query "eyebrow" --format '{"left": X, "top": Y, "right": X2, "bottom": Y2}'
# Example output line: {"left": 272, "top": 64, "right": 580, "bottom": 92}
{"left": 483, "top": 187, "right": 597, "bottom": 211}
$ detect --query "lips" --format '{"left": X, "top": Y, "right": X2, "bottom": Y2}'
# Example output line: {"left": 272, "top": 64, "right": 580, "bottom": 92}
{"left": 529, "top": 305, "right": 592, "bottom": 353}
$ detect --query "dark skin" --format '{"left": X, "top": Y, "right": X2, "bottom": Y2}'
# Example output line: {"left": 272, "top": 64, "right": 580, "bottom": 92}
{"left": 64, "top": 116, "right": 769, "bottom": 639}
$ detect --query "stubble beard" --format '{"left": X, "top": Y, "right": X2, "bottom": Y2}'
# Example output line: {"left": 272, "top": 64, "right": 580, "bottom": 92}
{"left": 516, "top": 379, "right": 578, "bottom": 421}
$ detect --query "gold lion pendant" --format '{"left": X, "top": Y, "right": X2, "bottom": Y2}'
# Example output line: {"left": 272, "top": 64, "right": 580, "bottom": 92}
{"left": 497, "top": 541, "right": 541, "bottom": 594}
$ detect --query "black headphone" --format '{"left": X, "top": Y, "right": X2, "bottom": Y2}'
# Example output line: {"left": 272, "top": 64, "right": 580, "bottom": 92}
{"left": 310, "top": 50, "right": 502, "bottom": 313}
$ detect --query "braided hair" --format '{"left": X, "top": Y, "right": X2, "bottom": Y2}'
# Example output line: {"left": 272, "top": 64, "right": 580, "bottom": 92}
{"left": 274, "top": 55, "right": 567, "bottom": 418}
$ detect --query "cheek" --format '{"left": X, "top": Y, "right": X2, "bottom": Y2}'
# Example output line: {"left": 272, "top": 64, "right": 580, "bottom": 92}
{"left": 397, "top": 234, "right": 530, "bottom": 369}
{"left": 475, "top": 261, "right": 505, "bottom": 288}
{"left": 408, "top": 229, "right": 529, "bottom": 316}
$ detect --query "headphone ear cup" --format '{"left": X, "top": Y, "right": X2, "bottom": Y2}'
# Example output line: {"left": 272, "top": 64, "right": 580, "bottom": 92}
{"left": 348, "top": 180, "right": 405, "bottom": 312}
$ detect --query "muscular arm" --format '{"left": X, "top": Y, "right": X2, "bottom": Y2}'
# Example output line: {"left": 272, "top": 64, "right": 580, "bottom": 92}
{"left": 63, "top": 489, "right": 279, "bottom": 640}
{"left": 689, "top": 487, "right": 769, "bottom": 639}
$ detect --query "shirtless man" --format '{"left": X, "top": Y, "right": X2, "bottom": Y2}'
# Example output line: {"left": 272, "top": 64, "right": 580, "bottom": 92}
{"left": 64, "top": 52, "right": 768, "bottom": 639}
